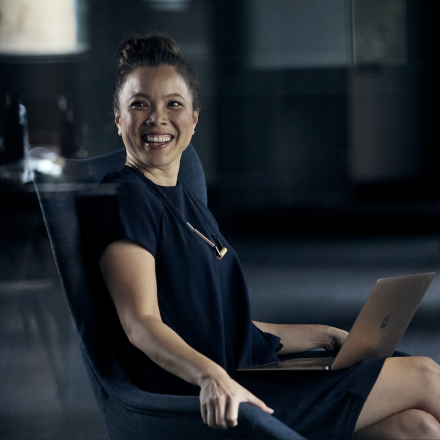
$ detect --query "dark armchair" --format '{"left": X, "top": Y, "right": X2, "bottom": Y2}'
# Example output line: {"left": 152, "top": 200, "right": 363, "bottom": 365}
{"left": 30, "top": 145, "right": 305, "bottom": 439}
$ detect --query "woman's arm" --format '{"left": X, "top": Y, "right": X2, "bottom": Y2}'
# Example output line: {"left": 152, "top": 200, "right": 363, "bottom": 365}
{"left": 100, "top": 239, "right": 273, "bottom": 429}
{"left": 253, "top": 321, "right": 348, "bottom": 355}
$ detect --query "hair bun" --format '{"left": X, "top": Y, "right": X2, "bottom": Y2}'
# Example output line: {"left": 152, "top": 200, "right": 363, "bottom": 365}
{"left": 119, "top": 31, "right": 180, "bottom": 66}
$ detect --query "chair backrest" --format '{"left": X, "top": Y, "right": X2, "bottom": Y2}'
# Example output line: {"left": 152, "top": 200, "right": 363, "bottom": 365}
{"left": 30, "top": 144, "right": 207, "bottom": 413}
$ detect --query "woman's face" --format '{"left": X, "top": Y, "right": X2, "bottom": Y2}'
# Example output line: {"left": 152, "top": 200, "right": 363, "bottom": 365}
{"left": 115, "top": 65, "right": 198, "bottom": 176}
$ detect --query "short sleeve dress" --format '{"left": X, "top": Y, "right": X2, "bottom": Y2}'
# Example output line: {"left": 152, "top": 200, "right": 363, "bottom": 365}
{"left": 97, "top": 166, "right": 386, "bottom": 440}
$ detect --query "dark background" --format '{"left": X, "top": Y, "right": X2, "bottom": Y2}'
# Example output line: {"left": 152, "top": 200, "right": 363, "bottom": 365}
{"left": 1, "top": 1, "right": 440, "bottom": 438}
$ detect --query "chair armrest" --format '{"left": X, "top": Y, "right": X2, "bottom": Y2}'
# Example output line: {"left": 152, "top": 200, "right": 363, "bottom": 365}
{"left": 102, "top": 377, "right": 305, "bottom": 439}
{"left": 238, "top": 403, "right": 306, "bottom": 439}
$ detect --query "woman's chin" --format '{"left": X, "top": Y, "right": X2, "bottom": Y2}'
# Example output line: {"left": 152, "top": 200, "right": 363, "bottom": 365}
{"left": 126, "top": 144, "right": 183, "bottom": 171}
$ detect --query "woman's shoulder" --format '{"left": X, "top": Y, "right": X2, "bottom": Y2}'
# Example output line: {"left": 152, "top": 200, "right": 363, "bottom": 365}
{"left": 102, "top": 166, "right": 144, "bottom": 186}
{"left": 101, "top": 167, "right": 161, "bottom": 204}
{"left": 100, "top": 167, "right": 156, "bottom": 193}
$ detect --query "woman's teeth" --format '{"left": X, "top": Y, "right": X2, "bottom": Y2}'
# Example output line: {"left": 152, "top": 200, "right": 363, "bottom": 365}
{"left": 146, "top": 135, "right": 171, "bottom": 143}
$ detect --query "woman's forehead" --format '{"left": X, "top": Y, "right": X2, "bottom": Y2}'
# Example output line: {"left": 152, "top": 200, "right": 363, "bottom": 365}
{"left": 121, "top": 65, "right": 190, "bottom": 99}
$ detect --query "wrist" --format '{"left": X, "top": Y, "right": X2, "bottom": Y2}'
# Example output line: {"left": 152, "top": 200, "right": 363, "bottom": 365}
{"left": 197, "top": 363, "right": 228, "bottom": 387}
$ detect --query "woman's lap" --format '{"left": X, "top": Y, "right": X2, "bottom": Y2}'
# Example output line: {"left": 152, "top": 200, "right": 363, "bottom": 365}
{"left": 236, "top": 353, "right": 391, "bottom": 439}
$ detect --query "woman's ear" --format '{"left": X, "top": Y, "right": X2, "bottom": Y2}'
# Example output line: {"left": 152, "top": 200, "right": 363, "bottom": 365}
{"left": 192, "top": 110, "right": 199, "bottom": 135}
{"left": 114, "top": 110, "right": 122, "bottom": 136}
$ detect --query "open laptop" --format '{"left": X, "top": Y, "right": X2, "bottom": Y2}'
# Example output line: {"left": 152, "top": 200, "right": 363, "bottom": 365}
{"left": 237, "top": 273, "right": 435, "bottom": 372}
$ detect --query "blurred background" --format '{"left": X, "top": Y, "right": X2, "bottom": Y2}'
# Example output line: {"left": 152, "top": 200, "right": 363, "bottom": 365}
{"left": 1, "top": 0, "right": 440, "bottom": 438}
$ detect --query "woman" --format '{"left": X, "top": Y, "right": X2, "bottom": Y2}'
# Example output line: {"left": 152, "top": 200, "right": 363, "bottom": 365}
{"left": 99, "top": 32, "right": 440, "bottom": 439}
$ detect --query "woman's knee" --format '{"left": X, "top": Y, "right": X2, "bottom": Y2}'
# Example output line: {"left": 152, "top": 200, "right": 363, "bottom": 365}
{"left": 401, "top": 409, "right": 440, "bottom": 439}
{"left": 355, "top": 409, "right": 440, "bottom": 439}
{"left": 393, "top": 356, "right": 440, "bottom": 412}
{"left": 408, "top": 355, "right": 440, "bottom": 373}
{"left": 405, "top": 357, "right": 440, "bottom": 392}
{"left": 392, "top": 356, "right": 439, "bottom": 380}
{"left": 356, "top": 357, "right": 440, "bottom": 435}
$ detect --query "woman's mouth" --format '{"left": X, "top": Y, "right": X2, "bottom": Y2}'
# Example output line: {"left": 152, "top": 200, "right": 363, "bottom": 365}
{"left": 141, "top": 134, "right": 174, "bottom": 149}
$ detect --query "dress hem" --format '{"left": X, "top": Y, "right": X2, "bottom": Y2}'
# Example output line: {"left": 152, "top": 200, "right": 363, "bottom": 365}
{"left": 333, "top": 396, "right": 365, "bottom": 440}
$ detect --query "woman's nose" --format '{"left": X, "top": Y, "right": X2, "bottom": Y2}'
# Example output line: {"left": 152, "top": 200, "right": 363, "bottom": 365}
{"left": 146, "top": 107, "right": 167, "bottom": 125}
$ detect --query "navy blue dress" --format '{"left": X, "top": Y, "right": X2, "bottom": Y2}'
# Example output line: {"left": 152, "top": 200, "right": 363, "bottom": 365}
{"left": 98, "top": 166, "right": 385, "bottom": 439}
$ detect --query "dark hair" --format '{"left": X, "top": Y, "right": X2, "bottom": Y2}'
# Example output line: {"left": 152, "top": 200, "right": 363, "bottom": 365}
{"left": 113, "top": 31, "right": 201, "bottom": 111}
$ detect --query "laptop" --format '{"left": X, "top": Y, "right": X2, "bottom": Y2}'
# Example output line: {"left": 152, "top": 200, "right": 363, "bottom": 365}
{"left": 237, "top": 273, "right": 435, "bottom": 372}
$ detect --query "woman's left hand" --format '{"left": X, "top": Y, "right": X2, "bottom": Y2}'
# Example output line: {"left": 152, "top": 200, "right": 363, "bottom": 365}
{"left": 253, "top": 322, "right": 349, "bottom": 355}
{"left": 321, "top": 326, "right": 348, "bottom": 352}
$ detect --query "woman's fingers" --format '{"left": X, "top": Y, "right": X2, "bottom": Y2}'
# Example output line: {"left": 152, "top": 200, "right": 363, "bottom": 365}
{"left": 215, "top": 395, "right": 227, "bottom": 429}
{"left": 226, "top": 397, "right": 239, "bottom": 427}
{"left": 224, "top": 390, "right": 273, "bottom": 428}
{"left": 247, "top": 393, "right": 274, "bottom": 414}
{"left": 203, "top": 394, "right": 273, "bottom": 429}
{"left": 199, "top": 374, "right": 274, "bottom": 429}
{"left": 200, "top": 402, "right": 207, "bottom": 425}
{"left": 323, "top": 326, "right": 348, "bottom": 351}
{"left": 207, "top": 401, "right": 216, "bottom": 429}
{"left": 332, "top": 328, "right": 349, "bottom": 350}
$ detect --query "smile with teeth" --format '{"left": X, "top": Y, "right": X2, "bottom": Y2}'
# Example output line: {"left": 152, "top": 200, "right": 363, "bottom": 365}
{"left": 144, "top": 135, "right": 172, "bottom": 143}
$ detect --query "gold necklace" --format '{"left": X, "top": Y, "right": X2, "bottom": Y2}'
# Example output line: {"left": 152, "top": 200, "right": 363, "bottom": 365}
{"left": 125, "top": 162, "right": 227, "bottom": 260}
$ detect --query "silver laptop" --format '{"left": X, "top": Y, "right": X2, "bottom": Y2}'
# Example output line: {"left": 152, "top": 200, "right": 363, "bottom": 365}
{"left": 238, "top": 273, "right": 435, "bottom": 372}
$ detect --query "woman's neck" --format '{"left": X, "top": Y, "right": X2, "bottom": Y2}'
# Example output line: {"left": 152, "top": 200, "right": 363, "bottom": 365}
{"left": 125, "top": 155, "right": 179, "bottom": 187}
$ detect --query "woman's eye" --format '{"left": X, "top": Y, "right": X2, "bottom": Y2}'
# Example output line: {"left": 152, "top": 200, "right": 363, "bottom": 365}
{"left": 168, "top": 101, "right": 182, "bottom": 107}
{"left": 131, "top": 101, "right": 147, "bottom": 108}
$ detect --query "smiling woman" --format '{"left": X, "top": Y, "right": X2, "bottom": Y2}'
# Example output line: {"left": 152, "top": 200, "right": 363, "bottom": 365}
{"left": 115, "top": 64, "right": 198, "bottom": 186}
{"left": 95, "top": 31, "right": 440, "bottom": 440}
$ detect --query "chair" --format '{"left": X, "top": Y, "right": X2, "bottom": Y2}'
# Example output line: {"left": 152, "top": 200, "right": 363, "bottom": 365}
{"left": 30, "top": 144, "right": 305, "bottom": 439}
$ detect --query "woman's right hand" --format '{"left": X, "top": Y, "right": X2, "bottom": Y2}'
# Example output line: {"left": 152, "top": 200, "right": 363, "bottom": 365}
{"left": 199, "top": 371, "right": 274, "bottom": 429}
